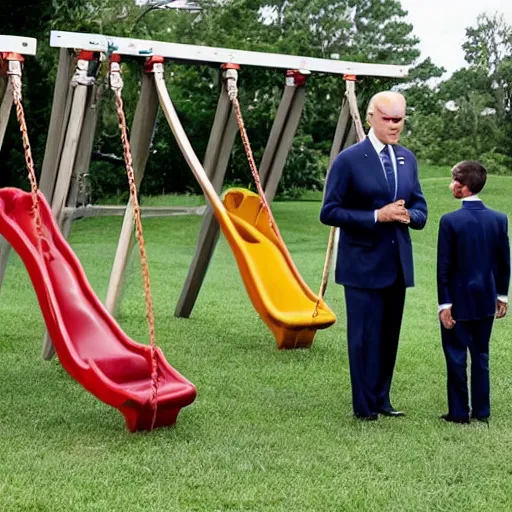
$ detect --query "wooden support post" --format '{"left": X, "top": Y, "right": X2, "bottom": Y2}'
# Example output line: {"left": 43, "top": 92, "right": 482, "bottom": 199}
{"left": 0, "top": 76, "right": 6, "bottom": 104}
{"left": 343, "top": 122, "right": 357, "bottom": 150}
{"left": 261, "top": 84, "right": 307, "bottom": 202}
{"left": 42, "top": 52, "right": 101, "bottom": 360}
{"left": 0, "top": 79, "right": 12, "bottom": 289}
{"left": 39, "top": 48, "right": 74, "bottom": 202}
{"left": 60, "top": 84, "right": 101, "bottom": 239}
{"left": 50, "top": 85, "right": 89, "bottom": 221}
{"left": 328, "top": 98, "right": 351, "bottom": 167}
{"left": 41, "top": 83, "right": 89, "bottom": 360}
{"left": 0, "top": 78, "right": 13, "bottom": 151}
{"left": 104, "top": 72, "right": 160, "bottom": 315}
{"left": 174, "top": 80, "right": 238, "bottom": 318}
{"left": 0, "top": 76, "right": 17, "bottom": 290}
{"left": 258, "top": 85, "right": 295, "bottom": 189}
{"left": 0, "top": 241, "right": 10, "bottom": 294}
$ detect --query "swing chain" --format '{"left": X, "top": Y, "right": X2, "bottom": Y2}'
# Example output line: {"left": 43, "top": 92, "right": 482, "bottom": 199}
{"left": 7, "top": 57, "right": 44, "bottom": 244}
{"left": 109, "top": 58, "right": 159, "bottom": 430}
{"left": 222, "top": 65, "right": 283, "bottom": 241}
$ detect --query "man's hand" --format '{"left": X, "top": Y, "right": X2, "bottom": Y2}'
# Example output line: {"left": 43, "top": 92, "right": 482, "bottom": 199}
{"left": 496, "top": 300, "right": 508, "bottom": 319}
{"left": 377, "top": 199, "right": 410, "bottom": 224}
{"left": 440, "top": 308, "right": 456, "bottom": 330}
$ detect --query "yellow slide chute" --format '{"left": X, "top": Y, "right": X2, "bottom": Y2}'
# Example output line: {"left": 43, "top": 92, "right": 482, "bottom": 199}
{"left": 154, "top": 72, "right": 336, "bottom": 349}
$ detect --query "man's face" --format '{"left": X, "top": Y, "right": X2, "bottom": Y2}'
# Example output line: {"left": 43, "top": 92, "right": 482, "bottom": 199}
{"left": 369, "top": 105, "right": 405, "bottom": 145}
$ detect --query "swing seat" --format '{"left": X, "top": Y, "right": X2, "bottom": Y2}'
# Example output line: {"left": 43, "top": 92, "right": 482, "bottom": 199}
{"left": 0, "top": 188, "right": 196, "bottom": 432}
{"left": 220, "top": 188, "right": 336, "bottom": 349}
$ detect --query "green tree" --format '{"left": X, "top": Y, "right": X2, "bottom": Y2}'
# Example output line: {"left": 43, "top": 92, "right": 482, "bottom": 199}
{"left": 0, "top": 0, "right": 143, "bottom": 189}
{"left": 1, "top": 0, "right": 445, "bottom": 197}
{"left": 463, "top": 13, "right": 512, "bottom": 120}
{"left": 403, "top": 12, "right": 512, "bottom": 174}
{"left": 402, "top": 58, "right": 445, "bottom": 115}
{"left": 136, "top": 0, "right": 423, "bottom": 196}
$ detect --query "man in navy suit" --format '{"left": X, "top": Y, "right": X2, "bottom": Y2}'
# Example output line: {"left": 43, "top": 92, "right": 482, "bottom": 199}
{"left": 437, "top": 160, "right": 510, "bottom": 424}
{"left": 320, "top": 91, "right": 428, "bottom": 420}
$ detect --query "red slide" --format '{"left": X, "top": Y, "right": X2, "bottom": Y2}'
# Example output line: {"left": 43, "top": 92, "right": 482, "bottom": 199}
{"left": 0, "top": 188, "right": 196, "bottom": 432}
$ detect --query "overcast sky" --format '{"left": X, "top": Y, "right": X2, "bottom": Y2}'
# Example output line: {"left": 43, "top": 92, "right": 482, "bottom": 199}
{"left": 400, "top": 0, "right": 511, "bottom": 76}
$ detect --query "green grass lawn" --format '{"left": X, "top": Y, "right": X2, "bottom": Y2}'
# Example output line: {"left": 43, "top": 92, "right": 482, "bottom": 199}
{"left": 0, "top": 166, "right": 511, "bottom": 511}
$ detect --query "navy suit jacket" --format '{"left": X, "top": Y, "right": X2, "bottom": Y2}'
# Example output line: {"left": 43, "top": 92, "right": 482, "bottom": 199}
{"left": 437, "top": 201, "right": 511, "bottom": 321}
{"left": 320, "top": 138, "right": 427, "bottom": 289}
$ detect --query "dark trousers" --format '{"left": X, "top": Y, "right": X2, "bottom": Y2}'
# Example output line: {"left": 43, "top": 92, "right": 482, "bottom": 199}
{"left": 441, "top": 317, "right": 494, "bottom": 419}
{"left": 344, "top": 277, "right": 406, "bottom": 417}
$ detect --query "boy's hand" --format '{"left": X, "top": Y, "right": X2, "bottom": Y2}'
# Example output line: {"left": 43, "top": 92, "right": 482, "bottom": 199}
{"left": 440, "top": 308, "right": 456, "bottom": 329}
{"left": 496, "top": 300, "right": 508, "bottom": 319}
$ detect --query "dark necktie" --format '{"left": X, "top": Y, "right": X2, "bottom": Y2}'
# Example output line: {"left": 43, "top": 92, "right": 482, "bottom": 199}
{"left": 380, "top": 145, "right": 396, "bottom": 200}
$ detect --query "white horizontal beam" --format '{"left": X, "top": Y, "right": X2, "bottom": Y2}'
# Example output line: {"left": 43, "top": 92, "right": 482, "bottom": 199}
{"left": 50, "top": 31, "right": 407, "bottom": 78}
{"left": 0, "top": 35, "right": 37, "bottom": 56}
{"left": 161, "top": 0, "right": 201, "bottom": 9}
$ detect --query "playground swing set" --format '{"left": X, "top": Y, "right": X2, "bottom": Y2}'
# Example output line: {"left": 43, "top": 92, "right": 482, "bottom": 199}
{"left": 0, "top": 32, "right": 406, "bottom": 432}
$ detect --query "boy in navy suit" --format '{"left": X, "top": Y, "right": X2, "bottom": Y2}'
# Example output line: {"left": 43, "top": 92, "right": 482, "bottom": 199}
{"left": 437, "top": 160, "right": 510, "bottom": 423}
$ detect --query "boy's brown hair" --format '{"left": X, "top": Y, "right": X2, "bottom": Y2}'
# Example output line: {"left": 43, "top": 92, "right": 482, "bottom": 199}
{"left": 451, "top": 160, "right": 487, "bottom": 194}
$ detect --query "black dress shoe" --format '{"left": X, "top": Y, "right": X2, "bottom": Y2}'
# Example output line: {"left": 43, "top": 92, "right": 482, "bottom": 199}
{"left": 354, "top": 413, "right": 378, "bottom": 421}
{"left": 472, "top": 416, "right": 489, "bottom": 425}
{"left": 440, "top": 413, "right": 470, "bottom": 424}
{"left": 379, "top": 408, "right": 405, "bottom": 417}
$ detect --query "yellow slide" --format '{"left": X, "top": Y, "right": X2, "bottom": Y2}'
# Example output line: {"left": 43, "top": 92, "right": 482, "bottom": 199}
{"left": 221, "top": 188, "right": 336, "bottom": 348}
{"left": 155, "top": 74, "right": 336, "bottom": 349}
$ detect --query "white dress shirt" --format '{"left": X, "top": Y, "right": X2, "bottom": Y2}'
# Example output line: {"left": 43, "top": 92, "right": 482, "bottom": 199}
{"left": 438, "top": 194, "right": 508, "bottom": 313}
{"left": 368, "top": 128, "right": 398, "bottom": 222}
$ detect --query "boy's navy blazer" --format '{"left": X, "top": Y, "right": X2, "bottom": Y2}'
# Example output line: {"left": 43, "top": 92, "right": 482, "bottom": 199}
{"left": 437, "top": 201, "right": 510, "bottom": 321}
{"left": 320, "top": 137, "right": 428, "bottom": 289}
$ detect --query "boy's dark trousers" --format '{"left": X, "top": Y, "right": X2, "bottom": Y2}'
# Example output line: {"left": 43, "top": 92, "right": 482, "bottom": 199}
{"left": 441, "top": 316, "right": 494, "bottom": 420}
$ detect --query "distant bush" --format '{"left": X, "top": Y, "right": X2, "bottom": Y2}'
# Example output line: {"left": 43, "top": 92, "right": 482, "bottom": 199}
{"left": 480, "top": 151, "right": 512, "bottom": 176}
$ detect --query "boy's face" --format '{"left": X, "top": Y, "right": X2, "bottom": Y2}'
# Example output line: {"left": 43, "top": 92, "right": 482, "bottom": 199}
{"left": 449, "top": 178, "right": 470, "bottom": 199}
